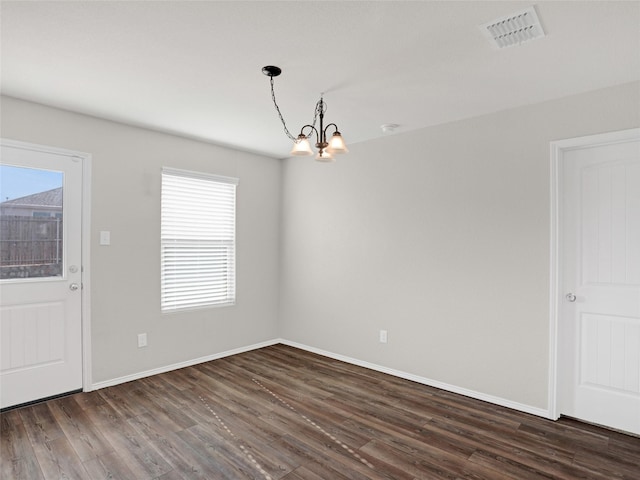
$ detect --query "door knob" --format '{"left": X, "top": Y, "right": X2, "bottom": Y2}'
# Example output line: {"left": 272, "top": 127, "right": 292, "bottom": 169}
{"left": 69, "top": 283, "right": 80, "bottom": 291}
{"left": 565, "top": 292, "right": 576, "bottom": 302}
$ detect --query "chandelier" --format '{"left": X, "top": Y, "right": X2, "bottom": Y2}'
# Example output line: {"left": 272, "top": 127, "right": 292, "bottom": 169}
{"left": 262, "top": 65, "right": 348, "bottom": 162}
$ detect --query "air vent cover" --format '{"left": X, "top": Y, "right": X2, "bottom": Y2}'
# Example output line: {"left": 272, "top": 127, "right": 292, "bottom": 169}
{"left": 480, "top": 6, "right": 545, "bottom": 49}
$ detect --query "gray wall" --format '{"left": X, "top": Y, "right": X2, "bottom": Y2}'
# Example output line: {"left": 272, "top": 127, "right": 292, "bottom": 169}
{"left": 1, "top": 96, "right": 282, "bottom": 384}
{"left": 279, "top": 81, "right": 640, "bottom": 410}
{"left": 3, "top": 81, "right": 638, "bottom": 411}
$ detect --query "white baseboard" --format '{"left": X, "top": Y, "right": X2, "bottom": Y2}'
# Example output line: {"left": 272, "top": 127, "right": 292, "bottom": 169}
{"left": 90, "top": 337, "right": 551, "bottom": 420}
{"left": 90, "top": 338, "right": 280, "bottom": 391}
{"left": 280, "top": 339, "right": 552, "bottom": 420}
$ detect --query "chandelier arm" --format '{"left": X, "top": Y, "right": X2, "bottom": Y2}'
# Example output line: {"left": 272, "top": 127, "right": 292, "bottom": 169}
{"left": 323, "top": 123, "right": 340, "bottom": 136}
{"left": 299, "top": 124, "right": 319, "bottom": 140}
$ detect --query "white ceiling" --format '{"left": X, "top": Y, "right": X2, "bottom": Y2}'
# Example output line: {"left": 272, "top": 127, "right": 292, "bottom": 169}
{"left": 2, "top": 1, "right": 639, "bottom": 159}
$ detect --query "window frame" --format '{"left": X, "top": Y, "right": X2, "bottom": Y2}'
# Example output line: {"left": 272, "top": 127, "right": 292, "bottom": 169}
{"left": 160, "top": 167, "right": 238, "bottom": 313}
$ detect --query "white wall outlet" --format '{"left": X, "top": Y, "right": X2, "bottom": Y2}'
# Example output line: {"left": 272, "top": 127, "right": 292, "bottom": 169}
{"left": 137, "top": 333, "right": 148, "bottom": 348}
{"left": 379, "top": 329, "right": 388, "bottom": 343}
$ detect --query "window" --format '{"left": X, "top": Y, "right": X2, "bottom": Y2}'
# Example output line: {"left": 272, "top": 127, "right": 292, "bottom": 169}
{"left": 161, "top": 168, "right": 238, "bottom": 312}
{"left": 33, "top": 212, "right": 54, "bottom": 218}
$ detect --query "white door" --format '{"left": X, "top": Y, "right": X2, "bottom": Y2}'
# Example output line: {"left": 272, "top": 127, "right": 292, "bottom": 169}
{"left": 0, "top": 141, "right": 84, "bottom": 409}
{"left": 557, "top": 130, "right": 640, "bottom": 435}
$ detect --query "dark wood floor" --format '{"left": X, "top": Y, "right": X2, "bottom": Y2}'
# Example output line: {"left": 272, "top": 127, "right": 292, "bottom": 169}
{"left": 2, "top": 344, "right": 639, "bottom": 480}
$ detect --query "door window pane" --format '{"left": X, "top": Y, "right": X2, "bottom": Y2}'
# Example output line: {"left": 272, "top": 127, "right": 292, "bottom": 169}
{"left": 0, "top": 165, "right": 64, "bottom": 279}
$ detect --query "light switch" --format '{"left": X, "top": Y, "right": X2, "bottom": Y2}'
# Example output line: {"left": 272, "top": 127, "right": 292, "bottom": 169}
{"left": 99, "top": 231, "right": 111, "bottom": 245}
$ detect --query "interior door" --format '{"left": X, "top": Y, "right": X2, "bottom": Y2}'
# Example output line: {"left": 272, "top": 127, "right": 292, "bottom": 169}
{"left": 558, "top": 131, "right": 640, "bottom": 435}
{"left": 0, "top": 141, "right": 83, "bottom": 409}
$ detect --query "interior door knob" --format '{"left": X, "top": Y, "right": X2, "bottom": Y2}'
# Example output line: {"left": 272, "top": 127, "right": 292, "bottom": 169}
{"left": 565, "top": 292, "right": 576, "bottom": 302}
{"left": 69, "top": 283, "right": 80, "bottom": 291}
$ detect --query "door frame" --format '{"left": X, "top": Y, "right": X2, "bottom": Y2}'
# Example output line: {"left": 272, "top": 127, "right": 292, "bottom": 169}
{"left": 0, "top": 138, "right": 92, "bottom": 394}
{"left": 548, "top": 128, "right": 640, "bottom": 421}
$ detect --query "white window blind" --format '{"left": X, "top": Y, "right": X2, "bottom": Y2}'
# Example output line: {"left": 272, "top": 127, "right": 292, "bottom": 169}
{"left": 161, "top": 168, "right": 238, "bottom": 312}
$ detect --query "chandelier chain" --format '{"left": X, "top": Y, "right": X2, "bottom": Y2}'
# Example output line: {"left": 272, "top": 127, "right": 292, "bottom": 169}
{"left": 269, "top": 76, "right": 319, "bottom": 142}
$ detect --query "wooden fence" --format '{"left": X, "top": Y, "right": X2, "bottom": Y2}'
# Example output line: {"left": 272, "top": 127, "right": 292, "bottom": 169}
{"left": 0, "top": 216, "right": 63, "bottom": 267}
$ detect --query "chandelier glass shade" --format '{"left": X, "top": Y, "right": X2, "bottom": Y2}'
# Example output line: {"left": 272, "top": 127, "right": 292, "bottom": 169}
{"left": 262, "top": 65, "right": 348, "bottom": 162}
{"left": 290, "top": 134, "right": 313, "bottom": 156}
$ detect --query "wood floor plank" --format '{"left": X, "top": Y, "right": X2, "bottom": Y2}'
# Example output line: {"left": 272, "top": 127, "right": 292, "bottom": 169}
{"left": 424, "top": 415, "right": 590, "bottom": 478}
{"left": 606, "top": 434, "right": 640, "bottom": 462}
{"left": 18, "top": 402, "right": 65, "bottom": 445}
{"left": 132, "top": 378, "right": 199, "bottom": 430}
{"left": 468, "top": 448, "right": 611, "bottom": 480}
{"left": 281, "top": 464, "right": 334, "bottom": 480}
{"left": 361, "top": 438, "right": 513, "bottom": 480}
{"left": 1, "top": 409, "right": 45, "bottom": 480}
{"left": 0, "top": 457, "right": 44, "bottom": 480}
{"left": 129, "top": 412, "right": 184, "bottom": 445}
{"left": 274, "top": 432, "right": 380, "bottom": 480}
{"left": 343, "top": 412, "right": 475, "bottom": 461}
{"left": 175, "top": 425, "right": 264, "bottom": 479}
{"left": 424, "top": 413, "right": 577, "bottom": 465}
{"left": 155, "top": 366, "right": 202, "bottom": 391}
{"left": 2, "top": 344, "right": 638, "bottom": 480}
{"left": 257, "top": 409, "right": 407, "bottom": 480}
{"left": 280, "top": 460, "right": 355, "bottom": 480}
{"left": 144, "top": 382, "right": 220, "bottom": 428}
{"left": 32, "top": 436, "right": 89, "bottom": 480}
{"left": 98, "top": 383, "right": 149, "bottom": 419}
{"left": 148, "top": 430, "right": 231, "bottom": 479}
{"left": 516, "top": 417, "right": 610, "bottom": 452}
{"left": 73, "top": 389, "right": 107, "bottom": 411}
{"left": 154, "top": 470, "right": 189, "bottom": 480}
{"left": 191, "top": 395, "right": 305, "bottom": 473}
{"left": 572, "top": 447, "right": 640, "bottom": 480}
{"left": 47, "top": 394, "right": 114, "bottom": 462}
{"left": 82, "top": 451, "right": 138, "bottom": 480}
{"left": 93, "top": 417, "right": 174, "bottom": 479}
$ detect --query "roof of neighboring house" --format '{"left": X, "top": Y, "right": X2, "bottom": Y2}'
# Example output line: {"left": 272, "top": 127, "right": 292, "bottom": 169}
{"left": 0, "top": 187, "right": 63, "bottom": 208}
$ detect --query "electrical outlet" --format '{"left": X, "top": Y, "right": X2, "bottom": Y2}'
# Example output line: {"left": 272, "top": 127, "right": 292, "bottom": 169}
{"left": 379, "top": 330, "right": 388, "bottom": 343}
{"left": 138, "top": 333, "right": 147, "bottom": 348}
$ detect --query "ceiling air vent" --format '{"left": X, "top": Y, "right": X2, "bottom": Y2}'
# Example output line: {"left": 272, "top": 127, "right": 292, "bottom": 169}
{"left": 480, "top": 6, "right": 545, "bottom": 49}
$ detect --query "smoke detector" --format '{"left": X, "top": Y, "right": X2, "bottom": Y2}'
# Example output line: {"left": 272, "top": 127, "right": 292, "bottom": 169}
{"left": 480, "top": 6, "right": 545, "bottom": 49}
